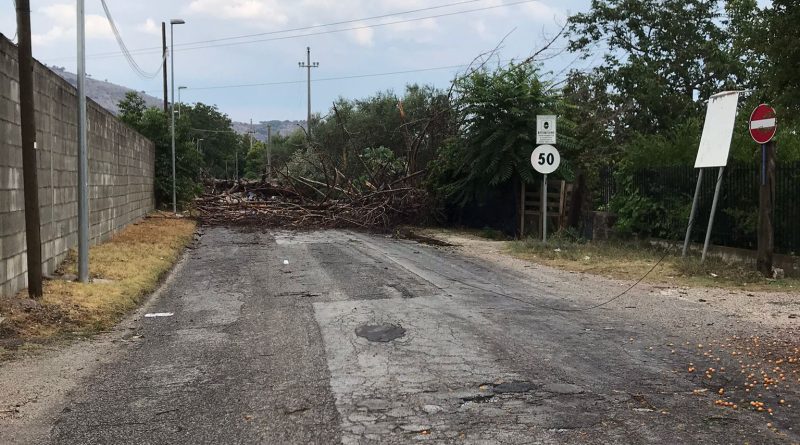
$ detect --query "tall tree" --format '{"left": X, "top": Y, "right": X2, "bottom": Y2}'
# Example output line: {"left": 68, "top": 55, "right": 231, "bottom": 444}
{"left": 763, "top": 0, "right": 800, "bottom": 111}
{"left": 431, "top": 62, "right": 561, "bottom": 207}
{"left": 567, "top": 0, "right": 743, "bottom": 138}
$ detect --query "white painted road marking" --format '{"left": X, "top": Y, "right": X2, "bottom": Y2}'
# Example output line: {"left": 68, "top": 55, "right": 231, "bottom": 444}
{"left": 144, "top": 312, "right": 174, "bottom": 318}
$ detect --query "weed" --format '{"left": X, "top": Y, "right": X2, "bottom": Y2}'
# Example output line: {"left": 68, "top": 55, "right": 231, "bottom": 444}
{"left": 0, "top": 216, "right": 195, "bottom": 346}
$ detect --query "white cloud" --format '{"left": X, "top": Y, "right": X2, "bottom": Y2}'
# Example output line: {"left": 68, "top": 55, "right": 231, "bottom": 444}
{"left": 349, "top": 25, "right": 374, "bottom": 47}
{"left": 32, "top": 3, "right": 113, "bottom": 45}
{"left": 187, "top": 0, "right": 289, "bottom": 26}
{"left": 40, "top": 3, "right": 75, "bottom": 26}
{"left": 473, "top": 20, "right": 492, "bottom": 41}
{"left": 522, "top": 1, "right": 566, "bottom": 23}
{"left": 86, "top": 15, "right": 113, "bottom": 40}
{"left": 382, "top": 17, "right": 440, "bottom": 44}
{"left": 32, "top": 26, "right": 68, "bottom": 46}
{"left": 137, "top": 18, "right": 161, "bottom": 36}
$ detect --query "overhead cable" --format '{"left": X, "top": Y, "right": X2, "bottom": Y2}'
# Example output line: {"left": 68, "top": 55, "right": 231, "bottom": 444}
{"left": 99, "top": 0, "right": 165, "bottom": 79}
{"left": 54, "top": 0, "right": 540, "bottom": 61}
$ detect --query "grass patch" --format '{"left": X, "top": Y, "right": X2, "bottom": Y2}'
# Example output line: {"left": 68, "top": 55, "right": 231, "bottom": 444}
{"left": 506, "top": 234, "right": 800, "bottom": 290}
{"left": 0, "top": 215, "right": 195, "bottom": 346}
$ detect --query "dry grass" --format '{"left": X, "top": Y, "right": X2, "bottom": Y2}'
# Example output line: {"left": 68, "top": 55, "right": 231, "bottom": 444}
{"left": 0, "top": 215, "right": 195, "bottom": 350}
{"left": 506, "top": 235, "right": 800, "bottom": 291}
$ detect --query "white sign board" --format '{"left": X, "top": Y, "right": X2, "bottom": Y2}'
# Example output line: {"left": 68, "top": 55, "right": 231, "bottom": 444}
{"left": 531, "top": 145, "right": 560, "bottom": 174}
{"left": 694, "top": 91, "right": 739, "bottom": 168}
{"left": 536, "top": 115, "right": 556, "bottom": 144}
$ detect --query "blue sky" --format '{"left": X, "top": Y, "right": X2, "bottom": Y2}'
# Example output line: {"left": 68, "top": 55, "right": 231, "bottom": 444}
{"left": 0, "top": 0, "right": 769, "bottom": 122}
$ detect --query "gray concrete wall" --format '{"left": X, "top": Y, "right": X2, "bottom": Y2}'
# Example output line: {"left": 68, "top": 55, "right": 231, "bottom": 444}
{"left": 0, "top": 35, "right": 155, "bottom": 297}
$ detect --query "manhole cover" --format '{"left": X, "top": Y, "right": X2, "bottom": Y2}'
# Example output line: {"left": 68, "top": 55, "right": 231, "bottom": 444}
{"left": 355, "top": 324, "right": 406, "bottom": 342}
{"left": 493, "top": 381, "right": 535, "bottom": 394}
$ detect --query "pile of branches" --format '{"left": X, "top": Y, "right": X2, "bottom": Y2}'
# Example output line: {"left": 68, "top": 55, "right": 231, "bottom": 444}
{"left": 194, "top": 172, "right": 431, "bottom": 231}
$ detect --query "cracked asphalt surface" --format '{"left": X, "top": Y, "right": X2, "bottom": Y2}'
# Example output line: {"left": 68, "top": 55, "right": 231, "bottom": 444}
{"left": 10, "top": 227, "right": 799, "bottom": 443}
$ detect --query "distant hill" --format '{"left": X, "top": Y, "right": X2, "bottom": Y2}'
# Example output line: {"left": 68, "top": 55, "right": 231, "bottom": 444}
{"left": 49, "top": 66, "right": 304, "bottom": 139}
{"left": 231, "top": 120, "right": 305, "bottom": 142}
{"left": 49, "top": 65, "right": 162, "bottom": 115}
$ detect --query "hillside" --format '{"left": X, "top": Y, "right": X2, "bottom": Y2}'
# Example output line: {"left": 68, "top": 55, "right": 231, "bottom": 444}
{"left": 49, "top": 65, "right": 162, "bottom": 115}
{"left": 231, "top": 120, "right": 305, "bottom": 141}
{"left": 49, "top": 66, "right": 303, "bottom": 139}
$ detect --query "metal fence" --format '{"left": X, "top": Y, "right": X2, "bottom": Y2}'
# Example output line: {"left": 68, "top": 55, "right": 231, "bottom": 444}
{"left": 600, "top": 162, "right": 800, "bottom": 255}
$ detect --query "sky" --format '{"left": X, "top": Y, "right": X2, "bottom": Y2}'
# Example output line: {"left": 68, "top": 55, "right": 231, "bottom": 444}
{"left": 0, "top": 0, "right": 766, "bottom": 123}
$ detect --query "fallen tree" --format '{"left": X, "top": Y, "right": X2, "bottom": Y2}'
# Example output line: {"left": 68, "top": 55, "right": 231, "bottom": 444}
{"left": 194, "top": 171, "right": 432, "bottom": 231}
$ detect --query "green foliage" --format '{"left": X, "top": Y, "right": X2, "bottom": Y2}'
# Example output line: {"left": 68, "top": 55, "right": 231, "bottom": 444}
{"left": 568, "top": 0, "right": 744, "bottom": 138}
{"left": 180, "top": 103, "right": 246, "bottom": 179}
{"left": 754, "top": 0, "right": 800, "bottom": 112}
{"left": 623, "top": 119, "right": 702, "bottom": 169}
{"left": 244, "top": 132, "right": 303, "bottom": 180}
{"left": 606, "top": 166, "right": 690, "bottom": 238}
{"left": 117, "top": 93, "right": 201, "bottom": 208}
{"left": 429, "top": 62, "right": 564, "bottom": 207}
{"left": 608, "top": 191, "right": 688, "bottom": 239}
{"left": 308, "top": 84, "right": 453, "bottom": 181}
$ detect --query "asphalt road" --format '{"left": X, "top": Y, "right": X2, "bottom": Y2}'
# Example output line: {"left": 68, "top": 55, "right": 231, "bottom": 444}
{"left": 44, "top": 227, "right": 796, "bottom": 444}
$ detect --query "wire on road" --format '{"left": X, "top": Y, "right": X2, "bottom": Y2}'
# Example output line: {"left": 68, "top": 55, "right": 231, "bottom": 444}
{"left": 428, "top": 243, "right": 676, "bottom": 313}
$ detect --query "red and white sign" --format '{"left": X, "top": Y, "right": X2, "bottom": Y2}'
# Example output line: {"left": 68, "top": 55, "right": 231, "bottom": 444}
{"left": 749, "top": 104, "right": 777, "bottom": 144}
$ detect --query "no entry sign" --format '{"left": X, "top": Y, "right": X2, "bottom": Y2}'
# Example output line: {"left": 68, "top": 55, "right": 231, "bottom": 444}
{"left": 749, "top": 104, "right": 777, "bottom": 144}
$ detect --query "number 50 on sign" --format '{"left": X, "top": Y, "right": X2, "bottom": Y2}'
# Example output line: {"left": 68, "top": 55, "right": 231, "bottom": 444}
{"left": 531, "top": 144, "right": 560, "bottom": 174}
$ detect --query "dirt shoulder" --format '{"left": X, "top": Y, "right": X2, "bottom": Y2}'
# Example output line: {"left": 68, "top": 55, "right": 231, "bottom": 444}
{"left": 0, "top": 214, "right": 196, "bottom": 358}
{"left": 412, "top": 227, "right": 800, "bottom": 330}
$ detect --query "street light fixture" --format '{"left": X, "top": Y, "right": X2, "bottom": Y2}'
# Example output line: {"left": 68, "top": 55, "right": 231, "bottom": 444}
{"left": 178, "top": 85, "right": 187, "bottom": 118}
{"left": 170, "top": 18, "right": 185, "bottom": 214}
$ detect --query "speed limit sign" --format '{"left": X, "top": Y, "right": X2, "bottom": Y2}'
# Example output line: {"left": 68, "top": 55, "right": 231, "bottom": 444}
{"left": 531, "top": 145, "right": 560, "bottom": 174}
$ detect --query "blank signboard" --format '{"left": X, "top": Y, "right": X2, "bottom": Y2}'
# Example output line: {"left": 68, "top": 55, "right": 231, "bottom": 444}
{"left": 694, "top": 91, "right": 739, "bottom": 168}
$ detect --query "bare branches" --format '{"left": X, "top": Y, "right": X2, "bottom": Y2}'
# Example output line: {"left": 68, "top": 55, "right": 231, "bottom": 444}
{"left": 194, "top": 178, "right": 430, "bottom": 231}
{"left": 521, "top": 20, "right": 570, "bottom": 65}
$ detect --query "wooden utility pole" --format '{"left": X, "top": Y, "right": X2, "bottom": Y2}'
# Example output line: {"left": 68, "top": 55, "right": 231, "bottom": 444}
{"left": 757, "top": 141, "right": 776, "bottom": 277}
{"left": 16, "top": 0, "right": 43, "bottom": 298}
{"left": 161, "top": 22, "right": 168, "bottom": 113}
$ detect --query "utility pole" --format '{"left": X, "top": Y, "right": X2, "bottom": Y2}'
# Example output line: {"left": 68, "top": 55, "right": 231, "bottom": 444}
{"left": 161, "top": 21, "right": 167, "bottom": 113}
{"left": 757, "top": 140, "right": 776, "bottom": 276}
{"left": 16, "top": 0, "right": 43, "bottom": 297}
{"left": 77, "top": 0, "right": 89, "bottom": 283}
{"left": 298, "top": 47, "right": 318, "bottom": 135}
{"left": 266, "top": 124, "right": 272, "bottom": 182}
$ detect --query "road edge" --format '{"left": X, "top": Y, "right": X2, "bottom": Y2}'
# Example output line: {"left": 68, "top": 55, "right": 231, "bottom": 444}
{"left": 0, "top": 242, "right": 194, "bottom": 445}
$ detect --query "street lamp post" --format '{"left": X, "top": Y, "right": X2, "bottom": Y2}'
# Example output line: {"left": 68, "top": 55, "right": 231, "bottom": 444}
{"left": 170, "top": 18, "right": 185, "bottom": 215}
{"left": 178, "top": 85, "right": 187, "bottom": 118}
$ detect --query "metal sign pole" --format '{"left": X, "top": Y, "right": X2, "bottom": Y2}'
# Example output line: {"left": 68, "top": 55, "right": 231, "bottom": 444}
{"left": 77, "top": 0, "right": 89, "bottom": 282}
{"left": 682, "top": 168, "right": 704, "bottom": 256}
{"left": 542, "top": 174, "right": 547, "bottom": 243}
{"left": 701, "top": 166, "right": 725, "bottom": 262}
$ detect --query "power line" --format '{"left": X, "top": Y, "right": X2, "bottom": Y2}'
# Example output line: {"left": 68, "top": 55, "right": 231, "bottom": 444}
{"left": 99, "top": 0, "right": 165, "bottom": 78}
{"left": 65, "top": 0, "right": 489, "bottom": 59}
{"left": 172, "top": 0, "right": 488, "bottom": 47}
{"left": 51, "top": 0, "right": 540, "bottom": 61}
{"left": 183, "top": 64, "right": 474, "bottom": 91}
{"left": 155, "top": 57, "right": 538, "bottom": 94}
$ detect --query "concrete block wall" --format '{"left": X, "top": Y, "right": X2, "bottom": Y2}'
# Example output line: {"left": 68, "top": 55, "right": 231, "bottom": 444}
{"left": 0, "top": 35, "right": 155, "bottom": 297}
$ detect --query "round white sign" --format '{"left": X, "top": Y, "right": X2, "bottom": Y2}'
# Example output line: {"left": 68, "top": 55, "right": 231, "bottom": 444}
{"left": 531, "top": 145, "right": 560, "bottom": 174}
